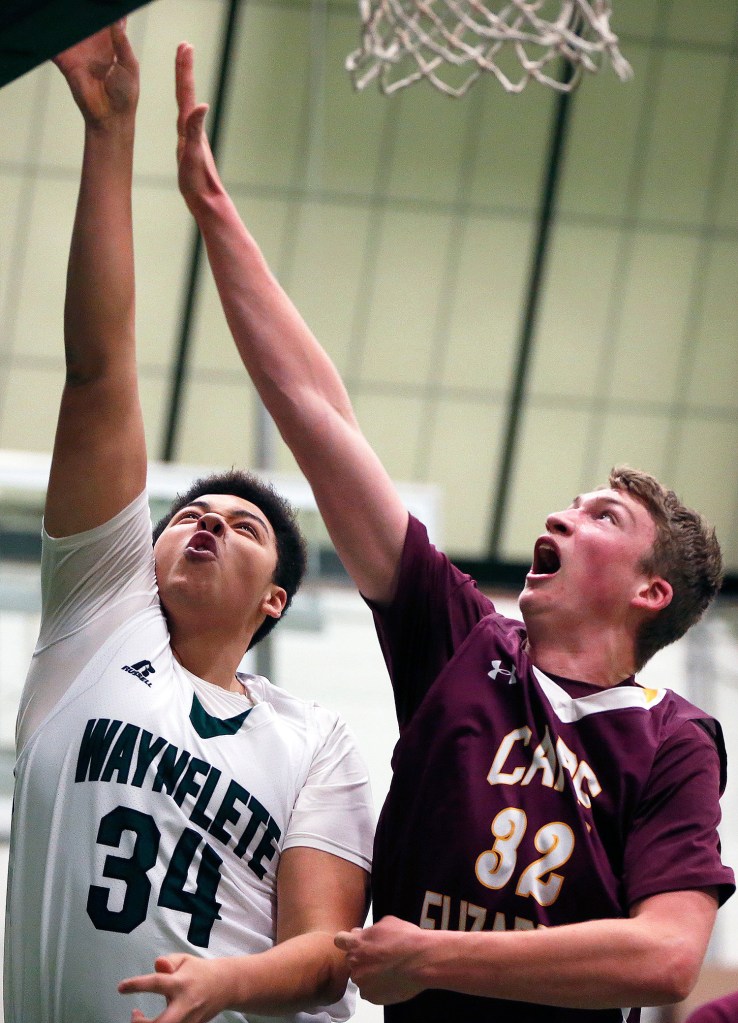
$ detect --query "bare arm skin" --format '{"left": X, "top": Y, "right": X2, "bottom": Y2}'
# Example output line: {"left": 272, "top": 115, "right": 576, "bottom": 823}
{"left": 118, "top": 847, "right": 370, "bottom": 1023}
{"left": 335, "top": 888, "right": 718, "bottom": 1009}
{"left": 175, "top": 42, "right": 408, "bottom": 605}
{"left": 46, "top": 21, "right": 146, "bottom": 538}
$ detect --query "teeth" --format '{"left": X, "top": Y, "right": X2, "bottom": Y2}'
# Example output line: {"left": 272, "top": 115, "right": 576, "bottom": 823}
{"left": 189, "top": 534, "right": 214, "bottom": 552}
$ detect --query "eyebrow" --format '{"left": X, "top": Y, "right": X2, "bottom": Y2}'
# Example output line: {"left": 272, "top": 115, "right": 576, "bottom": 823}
{"left": 183, "top": 500, "right": 271, "bottom": 536}
{"left": 572, "top": 493, "right": 636, "bottom": 523}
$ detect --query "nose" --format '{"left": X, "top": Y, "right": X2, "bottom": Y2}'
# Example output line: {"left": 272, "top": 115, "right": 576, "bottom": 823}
{"left": 545, "top": 508, "right": 575, "bottom": 535}
{"left": 197, "top": 512, "right": 225, "bottom": 536}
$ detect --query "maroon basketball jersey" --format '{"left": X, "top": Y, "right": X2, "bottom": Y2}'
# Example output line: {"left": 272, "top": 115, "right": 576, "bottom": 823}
{"left": 685, "top": 992, "right": 738, "bottom": 1023}
{"left": 369, "top": 517, "right": 734, "bottom": 1023}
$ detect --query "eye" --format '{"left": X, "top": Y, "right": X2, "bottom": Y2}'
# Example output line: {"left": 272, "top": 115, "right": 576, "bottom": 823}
{"left": 235, "top": 522, "right": 257, "bottom": 536}
{"left": 178, "top": 510, "right": 200, "bottom": 520}
{"left": 598, "top": 509, "right": 616, "bottom": 523}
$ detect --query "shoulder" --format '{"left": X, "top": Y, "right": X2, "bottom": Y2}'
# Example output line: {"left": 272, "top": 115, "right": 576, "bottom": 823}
{"left": 37, "top": 489, "right": 157, "bottom": 640}
{"left": 42, "top": 489, "right": 151, "bottom": 549}
{"left": 402, "top": 515, "right": 477, "bottom": 591}
{"left": 40, "top": 490, "right": 153, "bottom": 596}
{"left": 654, "top": 690, "right": 726, "bottom": 767}
{"left": 245, "top": 676, "right": 369, "bottom": 785}
{"left": 377, "top": 513, "right": 495, "bottom": 625}
{"left": 627, "top": 691, "right": 730, "bottom": 827}
{"left": 245, "top": 673, "right": 344, "bottom": 740}
{"left": 656, "top": 695, "right": 728, "bottom": 795}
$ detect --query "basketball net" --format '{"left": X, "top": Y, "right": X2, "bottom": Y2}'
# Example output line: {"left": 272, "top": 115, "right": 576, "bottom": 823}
{"left": 346, "top": 0, "right": 633, "bottom": 96}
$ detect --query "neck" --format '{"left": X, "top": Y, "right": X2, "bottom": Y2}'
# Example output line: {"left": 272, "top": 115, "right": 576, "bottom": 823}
{"left": 160, "top": 593, "right": 262, "bottom": 691}
{"left": 168, "top": 628, "right": 252, "bottom": 693}
{"left": 524, "top": 620, "right": 637, "bottom": 688}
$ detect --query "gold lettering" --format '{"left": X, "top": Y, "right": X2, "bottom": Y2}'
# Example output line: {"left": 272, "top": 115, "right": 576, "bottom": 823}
{"left": 521, "top": 727, "right": 557, "bottom": 789}
{"left": 487, "top": 726, "right": 533, "bottom": 785}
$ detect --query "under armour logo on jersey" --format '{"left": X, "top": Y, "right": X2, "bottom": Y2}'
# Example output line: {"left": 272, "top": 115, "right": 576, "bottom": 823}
{"left": 122, "top": 659, "right": 156, "bottom": 687}
{"left": 488, "top": 660, "right": 517, "bottom": 685}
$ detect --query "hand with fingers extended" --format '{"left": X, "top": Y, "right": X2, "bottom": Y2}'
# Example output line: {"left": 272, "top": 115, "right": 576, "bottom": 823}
{"left": 53, "top": 19, "right": 139, "bottom": 127}
{"left": 118, "top": 953, "right": 229, "bottom": 1023}
{"left": 175, "top": 42, "right": 223, "bottom": 211}
{"left": 334, "top": 916, "right": 427, "bottom": 1006}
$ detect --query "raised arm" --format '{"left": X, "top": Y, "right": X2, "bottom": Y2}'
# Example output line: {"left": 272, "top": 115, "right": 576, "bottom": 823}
{"left": 175, "top": 43, "right": 408, "bottom": 605}
{"left": 46, "top": 22, "right": 146, "bottom": 538}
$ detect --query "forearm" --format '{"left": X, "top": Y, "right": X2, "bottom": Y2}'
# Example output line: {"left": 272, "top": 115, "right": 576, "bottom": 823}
{"left": 191, "top": 187, "right": 357, "bottom": 449}
{"left": 409, "top": 915, "right": 698, "bottom": 1008}
{"left": 48, "top": 22, "right": 146, "bottom": 536}
{"left": 188, "top": 186, "right": 409, "bottom": 599}
{"left": 176, "top": 37, "right": 407, "bottom": 597}
{"left": 65, "top": 119, "right": 136, "bottom": 383}
{"left": 216, "top": 931, "right": 349, "bottom": 1014}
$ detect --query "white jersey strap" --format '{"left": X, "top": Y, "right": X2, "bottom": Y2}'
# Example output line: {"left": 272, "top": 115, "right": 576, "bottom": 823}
{"left": 533, "top": 667, "right": 666, "bottom": 724}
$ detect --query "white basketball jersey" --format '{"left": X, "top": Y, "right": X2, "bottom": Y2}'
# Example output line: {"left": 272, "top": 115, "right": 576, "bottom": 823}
{"left": 5, "top": 493, "right": 374, "bottom": 1023}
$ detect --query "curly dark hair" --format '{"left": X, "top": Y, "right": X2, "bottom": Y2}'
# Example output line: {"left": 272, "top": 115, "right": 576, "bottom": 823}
{"left": 608, "top": 466, "right": 723, "bottom": 670}
{"left": 152, "top": 469, "right": 307, "bottom": 649}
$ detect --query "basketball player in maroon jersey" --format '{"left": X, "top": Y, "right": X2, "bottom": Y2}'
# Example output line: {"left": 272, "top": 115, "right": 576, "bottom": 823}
{"left": 172, "top": 41, "right": 734, "bottom": 1023}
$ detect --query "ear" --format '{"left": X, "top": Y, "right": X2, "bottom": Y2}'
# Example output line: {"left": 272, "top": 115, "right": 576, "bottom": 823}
{"left": 632, "top": 576, "right": 672, "bottom": 614}
{"left": 261, "top": 585, "right": 287, "bottom": 621}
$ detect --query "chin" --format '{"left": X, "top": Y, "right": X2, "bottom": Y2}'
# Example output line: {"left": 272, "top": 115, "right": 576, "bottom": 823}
{"left": 518, "top": 587, "right": 551, "bottom": 623}
{"left": 517, "top": 590, "right": 533, "bottom": 623}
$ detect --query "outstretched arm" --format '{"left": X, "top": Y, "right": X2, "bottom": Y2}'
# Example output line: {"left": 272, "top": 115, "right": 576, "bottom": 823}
{"left": 335, "top": 888, "right": 718, "bottom": 1009}
{"left": 46, "top": 21, "right": 146, "bottom": 538}
{"left": 118, "top": 847, "right": 370, "bottom": 1023}
{"left": 175, "top": 43, "right": 408, "bottom": 605}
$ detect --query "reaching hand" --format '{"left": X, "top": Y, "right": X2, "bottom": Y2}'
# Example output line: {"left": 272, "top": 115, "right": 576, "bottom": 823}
{"left": 53, "top": 20, "right": 139, "bottom": 127}
{"left": 334, "top": 916, "right": 426, "bottom": 1005}
{"left": 118, "top": 953, "right": 228, "bottom": 1023}
{"left": 175, "top": 42, "right": 222, "bottom": 210}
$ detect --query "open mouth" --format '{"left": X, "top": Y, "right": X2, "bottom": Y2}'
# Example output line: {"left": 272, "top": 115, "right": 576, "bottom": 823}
{"left": 530, "top": 537, "right": 561, "bottom": 576}
{"left": 186, "top": 531, "right": 218, "bottom": 557}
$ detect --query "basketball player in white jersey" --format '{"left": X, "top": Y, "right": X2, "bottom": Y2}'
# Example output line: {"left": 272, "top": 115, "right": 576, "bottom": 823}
{"left": 164, "top": 37, "right": 734, "bottom": 1023}
{"left": 4, "top": 23, "right": 374, "bottom": 1023}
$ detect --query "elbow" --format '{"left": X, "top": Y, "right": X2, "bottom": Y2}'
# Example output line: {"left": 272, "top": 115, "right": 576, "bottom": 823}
{"left": 310, "top": 970, "right": 349, "bottom": 1010}
{"left": 311, "top": 948, "right": 352, "bottom": 1007}
{"left": 323, "top": 974, "right": 350, "bottom": 1006}
{"left": 647, "top": 937, "right": 703, "bottom": 1005}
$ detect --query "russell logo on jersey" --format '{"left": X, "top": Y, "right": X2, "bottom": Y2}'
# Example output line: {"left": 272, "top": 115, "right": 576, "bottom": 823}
{"left": 121, "top": 659, "right": 156, "bottom": 687}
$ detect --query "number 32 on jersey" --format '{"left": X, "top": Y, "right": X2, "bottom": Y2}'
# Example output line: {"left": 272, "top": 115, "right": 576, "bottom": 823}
{"left": 475, "top": 806, "right": 574, "bottom": 907}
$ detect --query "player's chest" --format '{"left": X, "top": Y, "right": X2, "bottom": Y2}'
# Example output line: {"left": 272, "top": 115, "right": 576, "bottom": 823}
{"left": 38, "top": 630, "right": 311, "bottom": 860}
{"left": 398, "top": 622, "right": 662, "bottom": 825}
